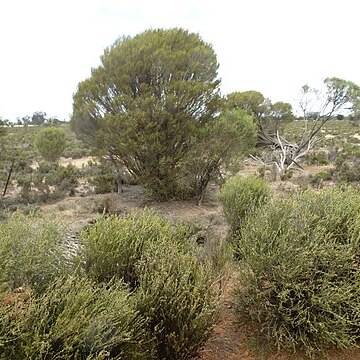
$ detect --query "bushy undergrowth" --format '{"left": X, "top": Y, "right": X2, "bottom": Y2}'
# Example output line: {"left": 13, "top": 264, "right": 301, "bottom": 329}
{"left": 0, "top": 209, "right": 220, "bottom": 359}
{"left": 334, "top": 144, "right": 360, "bottom": 182}
{"left": 16, "top": 162, "right": 80, "bottom": 203}
{"left": 305, "top": 150, "right": 329, "bottom": 165}
{"left": 77, "top": 210, "right": 220, "bottom": 359}
{"left": 233, "top": 186, "right": 360, "bottom": 356}
{"left": 77, "top": 210, "right": 193, "bottom": 287}
{"left": 0, "top": 211, "right": 68, "bottom": 294}
{"left": 1, "top": 277, "right": 153, "bottom": 360}
{"left": 135, "top": 249, "right": 218, "bottom": 360}
{"left": 219, "top": 175, "right": 271, "bottom": 232}
{"left": 310, "top": 170, "right": 333, "bottom": 189}
{"left": 89, "top": 160, "right": 118, "bottom": 194}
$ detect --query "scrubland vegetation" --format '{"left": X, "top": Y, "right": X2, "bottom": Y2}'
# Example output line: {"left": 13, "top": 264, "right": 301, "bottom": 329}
{"left": 2, "top": 27, "right": 360, "bottom": 359}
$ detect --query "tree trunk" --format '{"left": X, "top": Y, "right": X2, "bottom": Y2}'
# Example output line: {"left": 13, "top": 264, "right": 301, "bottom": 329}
{"left": 109, "top": 155, "right": 124, "bottom": 193}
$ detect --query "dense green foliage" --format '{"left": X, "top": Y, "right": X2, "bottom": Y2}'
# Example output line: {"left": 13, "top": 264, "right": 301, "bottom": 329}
{"left": 233, "top": 187, "right": 360, "bottom": 355}
{"left": 77, "top": 210, "right": 219, "bottom": 359}
{"left": 1, "top": 277, "right": 153, "bottom": 360}
{"left": 219, "top": 175, "right": 271, "bottom": 232}
{"left": 71, "top": 28, "right": 255, "bottom": 200}
{"left": 226, "top": 90, "right": 293, "bottom": 140}
{"left": 0, "top": 211, "right": 68, "bottom": 294}
{"left": 91, "top": 165, "right": 118, "bottom": 194}
{"left": 77, "top": 210, "right": 182, "bottom": 287}
{"left": 34, "top": 126, "right": 66, "bottom": 162}
{"left": 0, "top": 209, "right": 220, "bottom": 359}
{"left": 135, "top": 248, "right": 218, "bottom": 360}
{"left": 181, "top": 109, "right": 257, "bottom": 201}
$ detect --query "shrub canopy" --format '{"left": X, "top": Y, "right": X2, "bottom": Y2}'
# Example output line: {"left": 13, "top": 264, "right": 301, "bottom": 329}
{"left": 71, "top": 28, "right": 255, "bottom": 199}
{"left": 219, "top": 175, "right": 271, "bottom": 232}
{"left": 234, "top": 186, "right": 360, "bottom": 355}
{"left": 34, "top": 126, "right": 66, "bottom": 162}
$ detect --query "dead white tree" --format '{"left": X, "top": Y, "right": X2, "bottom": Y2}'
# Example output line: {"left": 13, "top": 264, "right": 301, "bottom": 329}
{"left": 252, "top": 77, "right": 360, "bottom": 178}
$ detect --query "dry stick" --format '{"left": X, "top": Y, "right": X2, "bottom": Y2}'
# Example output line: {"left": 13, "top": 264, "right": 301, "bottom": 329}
{"left": 3, "top": 158, "right": 15, "bottom": 196}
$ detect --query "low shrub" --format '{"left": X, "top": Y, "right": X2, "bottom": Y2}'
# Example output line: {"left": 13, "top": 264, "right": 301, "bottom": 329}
{"left": 1, "top": 277, "right": 154, "bottom": 360}
{"left": 334, "top": 144, "right": 360, "bottom": 182}
{"left": 219, "top": 175, "right": 271, "bottom": 232}
{"left": 77, "top": 210, "right": 183, "bottom": 288}
{"left": 233, "top": 186, "right": 360, "bottom": 356}
{"left": 136, "top": 247, "right": 219, "bottom": 360}
{"left": 90, "top": 161, "right": 118, "bottom": 194}
{"left": 305, "top": 151, "right": 329, "bottom": 165}
{"left": 310, "top": 170, "right": 333, "bottom": 188}
{"left": 33, "top": 162, "right": 80, "bottom": 197}
{"left": 77, "top": 209, "right": 220, "bottom": 360}
{"left": 0, "top": 211, "right": 68, "bottom": 294}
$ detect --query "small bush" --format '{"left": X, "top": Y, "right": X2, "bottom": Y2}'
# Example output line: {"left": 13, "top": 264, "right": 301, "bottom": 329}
{"left": 136, "top": 247, "right": 219, "bottom": 360}
{"left": 310, "top": 170, "right": 333, "bottom": 188}
{"left": 305, "top": 151, "right": 329, "bottom": 165}
{"left": 33, "top": 162, "right": 80, "bottom": 197}
{"left": 1, "top": 277, "right": 154, "bottom": 360}
{"left": 233, "top": 187, "right": 360, "bottom": 356}
{"left": 34, "top": 126, "right": 66, "bottom": 162}
{"left": 219, "top": 175, "right": 271, "bottom": 232}
{"left": 334, "top": 144, "right": 360, "bottom": 182}
{"left": 0, "top": 211, "right": 68, "bottom": 294}
{"left": 90, "top": 161, "right": 118, "bottom": 194}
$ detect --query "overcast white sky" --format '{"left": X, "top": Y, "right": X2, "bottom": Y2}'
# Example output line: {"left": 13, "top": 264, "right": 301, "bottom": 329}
{"left": 0, "top": 0, "right": 359, "bottom": 121}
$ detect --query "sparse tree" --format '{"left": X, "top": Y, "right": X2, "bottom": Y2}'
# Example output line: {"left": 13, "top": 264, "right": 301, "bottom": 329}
{"left": 231, "top": 78, "right": 360, "bottom": 177}
{"left": 31, "top": 111, "right": 47, "bottom": 126}
{"left": 21, "top": 115, "right": 31, "bottom": 127}
{"left": 226, "top": 91, "right": 293, "bottom": 146}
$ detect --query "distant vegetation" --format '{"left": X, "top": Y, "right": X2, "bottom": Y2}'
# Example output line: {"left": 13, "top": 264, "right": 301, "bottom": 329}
{"left": 1, "top": 27, "right": 360, "bottom": 359}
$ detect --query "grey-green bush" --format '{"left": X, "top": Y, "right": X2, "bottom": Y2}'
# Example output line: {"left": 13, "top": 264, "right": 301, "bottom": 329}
{"left": 135, "top": 243, "right": 219, "bottom": 360}
{"left": 233, "top": 186, "right": 360, "bottom": 356}
{"left": 77, "top": 209, "right": 190, "bottom": 288}
{"left": 219, "top": 175, "right": 271, "bottom": 232}
{"left": 334, "top": 145, "right": 360, "bottom": 182}
{"left": 1, "top": 277, "right": 154, "bottom": 360}
{"left": 77, "top": 209, "right": 220, "bottom": 360}
{"left": 34, "top": 126, "right": 66, "bottom": 162}
{"left": 0, "top": 211, "right": 68, "bottom": 294}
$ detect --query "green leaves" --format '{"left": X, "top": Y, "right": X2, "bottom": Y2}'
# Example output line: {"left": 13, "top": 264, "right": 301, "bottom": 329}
{"left": 234, "top": 186, "right": 360, "bottom": 355}
{"left": 219, "top": 175, "right": 271, "bottom": 233}
{"left": 76, "top": 209, "right": 220, "bottom": 359}
{"left": 34, "top": 126, "right": 66, "bottom": 162}
{"left": 71, "top": 28, "right": 228, "bottom": 200}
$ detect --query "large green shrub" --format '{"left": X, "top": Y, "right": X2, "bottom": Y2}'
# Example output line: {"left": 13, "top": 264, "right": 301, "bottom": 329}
{"left": 233, "top": 187, "right": 360, "bottom": 356}
{"left": 0, "top": 211, "right": 68, "bottom": 294}
{"left": 77, "top": 209, "right": 220, "bottom": 359}
{"left": 71, "top": 29, "right": 257, "bottom": 201}
{"left": 219, "top": 175, "right": 271, "bottom": 232}
{"left": 1, "top": 277, "right": 153, "bottom": 360}
{"left": 34, "top": 126, "right": 66, "bottom": 162}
